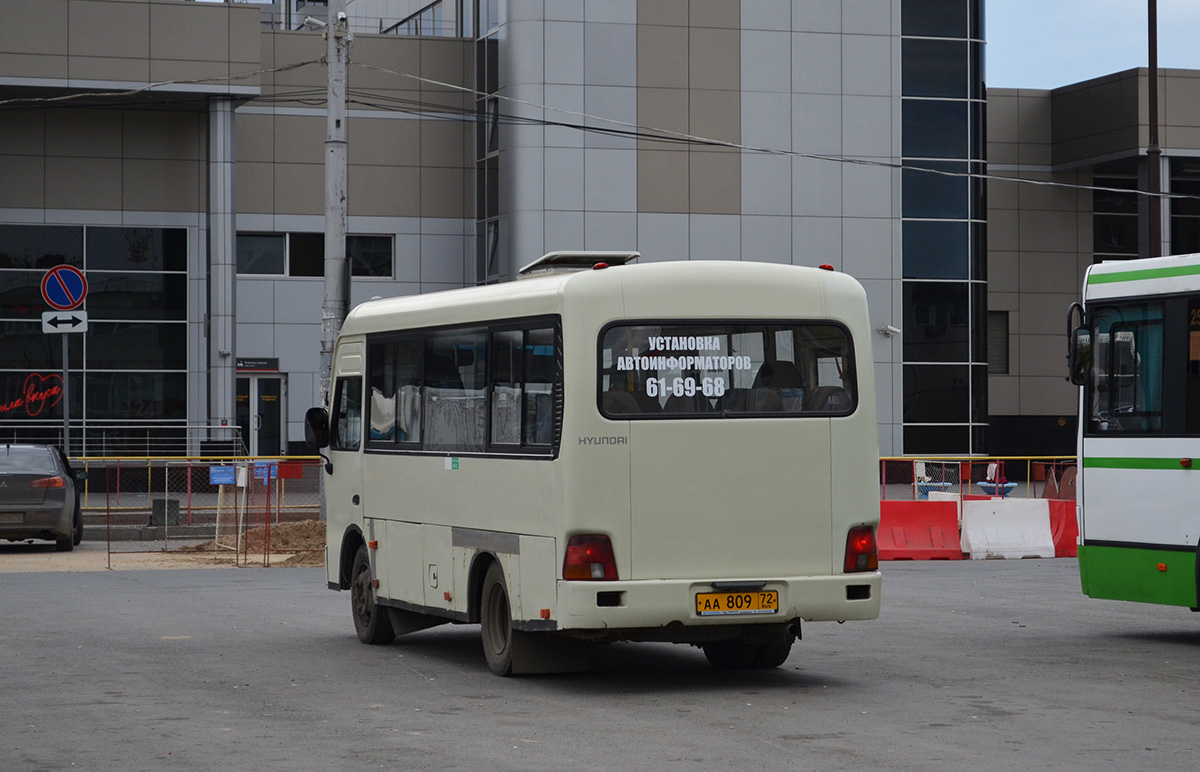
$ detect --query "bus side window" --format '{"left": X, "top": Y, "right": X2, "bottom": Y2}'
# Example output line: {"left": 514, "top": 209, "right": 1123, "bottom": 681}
{"left": 1188, "top": 298, "right": 1200, "bottom": 434}
{"left": 524, "top": 327, "right": 556, "bottom": 445}
{"left": 331, "top": 377, "right": 363, "bottom": 452}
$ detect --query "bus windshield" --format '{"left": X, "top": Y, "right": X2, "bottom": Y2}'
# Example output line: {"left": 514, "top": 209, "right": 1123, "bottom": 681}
{"left": 1087, "top": 302, "right": 1164, "bottom": 434}
{"left": 599, "top": 322, "right": 855, "bottom": 417}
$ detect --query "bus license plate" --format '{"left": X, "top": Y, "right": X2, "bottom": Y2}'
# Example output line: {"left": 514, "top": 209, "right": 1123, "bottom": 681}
{"left": 695, "top": 590, "right": 779, "bottom": 616}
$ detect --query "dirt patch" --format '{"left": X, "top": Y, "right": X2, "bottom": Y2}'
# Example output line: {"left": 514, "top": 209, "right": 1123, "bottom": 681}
{"left": 0, "top": 520, "right": 326, "bottom": 573}
{"left": 178, "top": 520, "right": 326, "bottom": 567}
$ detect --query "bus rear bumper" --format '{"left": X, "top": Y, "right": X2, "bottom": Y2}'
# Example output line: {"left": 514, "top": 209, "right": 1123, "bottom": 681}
{"left": 553, "top": 572, "right": 881, "bottom": 636}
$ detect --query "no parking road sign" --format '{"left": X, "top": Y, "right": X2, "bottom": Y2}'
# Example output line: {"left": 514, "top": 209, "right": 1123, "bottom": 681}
{"left": 41, "top": 265, "right": 88, "bottom": 311}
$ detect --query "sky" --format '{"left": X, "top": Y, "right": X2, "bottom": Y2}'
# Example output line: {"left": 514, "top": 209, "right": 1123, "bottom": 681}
{"left": 986, "top": 0, "right": 1200, "bottom": 89}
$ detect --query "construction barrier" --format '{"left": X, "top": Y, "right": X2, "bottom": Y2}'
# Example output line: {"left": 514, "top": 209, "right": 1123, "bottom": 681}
{"left": 960, "top": 499, "right": 1056, "bottom": 560}
{"left": 1048, "top": 500, "right": 1079, "bottom": 558}
{"left": 878, "top": 501, "right": 963, "bottom": 560}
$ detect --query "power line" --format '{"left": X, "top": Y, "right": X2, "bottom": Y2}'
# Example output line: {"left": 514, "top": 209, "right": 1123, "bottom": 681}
{"left": 349, "top": 58, "right": 1200, "bottom": 202}
{"left": 1, "top": 53, "right": 1194, "bottom": 203}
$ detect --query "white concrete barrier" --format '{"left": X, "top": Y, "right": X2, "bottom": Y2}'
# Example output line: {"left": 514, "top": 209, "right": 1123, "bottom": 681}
{"left": 960, "top": 499, "right": 1055, "bottom": 559}
{"left": 927, "top": 490, "right": 964, "bottom": 523}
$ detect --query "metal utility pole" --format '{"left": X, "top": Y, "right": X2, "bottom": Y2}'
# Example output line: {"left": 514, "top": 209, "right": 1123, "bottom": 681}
{"left": 1147, "top": 0, "right": 1163, "bottom": 257}
{"left": 319, "top": 0, "right": 351, "bottom": 402}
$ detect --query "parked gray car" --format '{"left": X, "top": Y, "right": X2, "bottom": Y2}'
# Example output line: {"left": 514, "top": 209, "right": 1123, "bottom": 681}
{"left": 0, "top": 445, "right": 86, "bottom": 551}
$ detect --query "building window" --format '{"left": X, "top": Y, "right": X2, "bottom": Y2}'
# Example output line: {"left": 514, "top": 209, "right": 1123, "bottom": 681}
{"left": 1093, "top": 173, "right": 1139, "bottom": 261}
{"left": 236, "top": 233, "right": 394, "bottom": 278}
{"left": 901, "top": 0, "right": 968, "bottom": 38}
{"left": 900, "top": 0, "right": 986, "bottom": 454}
{"left": 987, "top": 311, "right": 1009, "bottom": 374}
{"left": 236, "top": 233, "right": 285, "bottom": 274}
{"left": 384, "top": 1, "right": 454, "bottom": 37}
{"left": 1170, "top": 159, "right": 1200, "bottom": 255}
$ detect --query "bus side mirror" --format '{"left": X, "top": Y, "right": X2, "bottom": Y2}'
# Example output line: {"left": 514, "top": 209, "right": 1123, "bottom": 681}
{"left": 305, "top": 406, "right": 331, "bottom": 449}
{"left": 1068, "top": 326, "right": 1091, "bottom": 386}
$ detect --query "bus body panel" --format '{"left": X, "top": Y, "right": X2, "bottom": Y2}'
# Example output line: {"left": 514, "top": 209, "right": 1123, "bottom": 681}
{"left": 1077, "top": 253, "right": 1200, "bottom": 608}
{"left": 322, "top": 260, "right": 882, "bottom": 643}
{"left": 1078, "top": 543, "right": 1198, "bottom": 608}
{"left": 628, "top": 420, "right": 832, "bottom": 580}
{"left": 1078, "top": 437, "right": 1200, "bottom": 546}
{"left": 556, "top": 573, "right": 880, "bottom": 630}
{"left": 381, "top": 519, "right": 424, "bottom": 603}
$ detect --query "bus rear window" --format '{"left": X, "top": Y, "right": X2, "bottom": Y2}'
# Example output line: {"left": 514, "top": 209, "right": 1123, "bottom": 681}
{"left": 599, "top": 322, "right": 855, "bottom": 417}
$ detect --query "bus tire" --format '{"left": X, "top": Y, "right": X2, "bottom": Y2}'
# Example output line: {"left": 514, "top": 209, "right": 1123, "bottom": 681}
{"left": 350, "top": 544, "right": 394, "bottom": 645}
{"left": 480, "top": 561, "right": 515, "bottom": 676}
{"left": 702, "top": 640, "right": 758, "bottom": 669}
{"left": 752, "top": 640, "right": 793, "bottom": 668}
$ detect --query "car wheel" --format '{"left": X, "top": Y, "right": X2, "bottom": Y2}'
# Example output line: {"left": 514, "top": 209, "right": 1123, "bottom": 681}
{"left": 55, "top": 534, "right": 74, "bottom": 552}
{"left": 72, "top": 500, "right": 83, "bottom": 546}
{"left": 350, "top": 544, "right": 394, "bottom": 645}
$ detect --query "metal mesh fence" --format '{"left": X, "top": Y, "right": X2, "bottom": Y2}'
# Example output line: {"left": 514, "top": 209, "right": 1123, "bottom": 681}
{"left": 79, "top": 457, "right": 324, "bottom": 566}
{"left": 880, "top": 457, "right": 1077, "bottom": 501}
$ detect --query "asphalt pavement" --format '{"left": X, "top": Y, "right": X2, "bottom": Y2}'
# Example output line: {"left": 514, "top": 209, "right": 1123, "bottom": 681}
{"left": 1, "top": 559, "right": 1197, "bottom": 771}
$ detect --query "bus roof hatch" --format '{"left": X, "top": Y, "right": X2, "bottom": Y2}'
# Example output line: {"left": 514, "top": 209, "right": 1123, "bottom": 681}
{"left": 517, "top": 250, "right": 639, "bottom": 277}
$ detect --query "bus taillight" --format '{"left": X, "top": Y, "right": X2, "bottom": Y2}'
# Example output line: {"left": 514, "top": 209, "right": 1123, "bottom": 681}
{"left": 562, "top": 535, "right": 618, "bottom": 580}
{"left": 844, "top": 526, "right": 879, "bottom": 573}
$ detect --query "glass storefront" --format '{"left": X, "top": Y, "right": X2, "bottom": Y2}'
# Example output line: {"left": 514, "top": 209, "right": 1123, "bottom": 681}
{"left": 0, "top": 224, "right": 187, "bottom": 454}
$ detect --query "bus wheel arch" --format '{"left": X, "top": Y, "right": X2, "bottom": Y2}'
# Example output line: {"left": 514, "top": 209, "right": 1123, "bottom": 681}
{"left": 339, "top": 526, "right": 366, "bottom": 590}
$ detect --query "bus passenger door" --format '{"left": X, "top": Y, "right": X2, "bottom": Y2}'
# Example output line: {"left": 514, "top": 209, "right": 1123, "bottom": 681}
{"left": 325, "top": 344, "right": 366, "bottom": 586}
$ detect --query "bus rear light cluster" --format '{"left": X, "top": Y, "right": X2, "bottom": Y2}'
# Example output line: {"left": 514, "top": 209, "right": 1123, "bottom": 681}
{"left": 844, "top": 525, "right": 879, "bottom": 573}
{"left": 562, "top": 534, "right": 618, "bottom": 580}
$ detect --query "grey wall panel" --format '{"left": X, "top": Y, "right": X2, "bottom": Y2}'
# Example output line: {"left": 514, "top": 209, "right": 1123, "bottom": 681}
{"left": 792, "top": 94, "right": 843, "bottom": 155}
{"left": 636, "top": 212, "right": 689, "bottom": 262}
{"left": 842, "top": 218, "right": 895, "bottom": 279}
{"left": 741, "top": 30, "right": 790, "bottom": 94}
{"left": 272, "top": 280, "right": 324, "bottom": 324}
{"left": 740, "top": 215, "right": 792, "bottom": 263}
{"left": 236, "top": 280, "right": 276, "bottom": 325}
{"left": 688, "top": 215, "right": 741, "bottom": 261}
{"left": 742, "top": 154, "right": 791, "bottom": 216}
{"left": 583, "top": 211, "right": 637, "bottom": 251}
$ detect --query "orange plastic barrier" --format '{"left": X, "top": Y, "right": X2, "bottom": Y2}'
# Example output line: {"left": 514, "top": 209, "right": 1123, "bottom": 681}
{"left": 878, "top": 501, "right": 963, "bottom": 560}
{"left": 1048, "top": 500, "right": 1078, "bottom": 558}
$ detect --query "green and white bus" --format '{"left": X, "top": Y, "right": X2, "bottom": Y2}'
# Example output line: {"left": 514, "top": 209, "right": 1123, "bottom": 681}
{"left": 1069, "top": 252, "right": 1200, "bottom": 609}
{"left": 306, "top": 253, "right": 881, "bottom": 675}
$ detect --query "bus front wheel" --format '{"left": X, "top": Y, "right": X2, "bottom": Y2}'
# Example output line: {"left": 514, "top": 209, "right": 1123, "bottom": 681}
{"left": 351, "top": 545, "right": 395, "bottom": 645}
{"left": 481, "top": 561, "right": 515, "bottom": 676}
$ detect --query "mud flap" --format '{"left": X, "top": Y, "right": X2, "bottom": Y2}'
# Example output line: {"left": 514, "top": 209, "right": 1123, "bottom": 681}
{"left": 510, "top": 631, "right": 591, "bottom": 674}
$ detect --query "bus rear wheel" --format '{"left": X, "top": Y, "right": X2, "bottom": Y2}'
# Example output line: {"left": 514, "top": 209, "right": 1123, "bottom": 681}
{"left": 351, "top": 544, "right": 394, "bottom": 645}
{"left": 481, "top": 561, "right": 514, "bottom": 676}
{"left": 702, "top": 640, "right": 759, "bottom": 669}
{"left": 752, "top": 639, "right": 793, "bottom": 668}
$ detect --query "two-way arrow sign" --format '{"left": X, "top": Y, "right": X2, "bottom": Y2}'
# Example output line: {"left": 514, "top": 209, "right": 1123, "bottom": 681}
{"left": 42, "top": 311, "right": 88, "bottom": 334}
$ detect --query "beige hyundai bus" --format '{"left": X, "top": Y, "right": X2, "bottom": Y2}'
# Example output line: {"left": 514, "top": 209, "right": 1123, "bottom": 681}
{"left": 306, "top": 253, "right": 881, "bottom": 675}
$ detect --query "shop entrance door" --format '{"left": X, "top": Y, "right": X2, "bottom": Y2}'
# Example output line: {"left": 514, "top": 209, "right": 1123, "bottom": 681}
{"left": 235, "top": 375, "right": 284, "bottom": 456}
